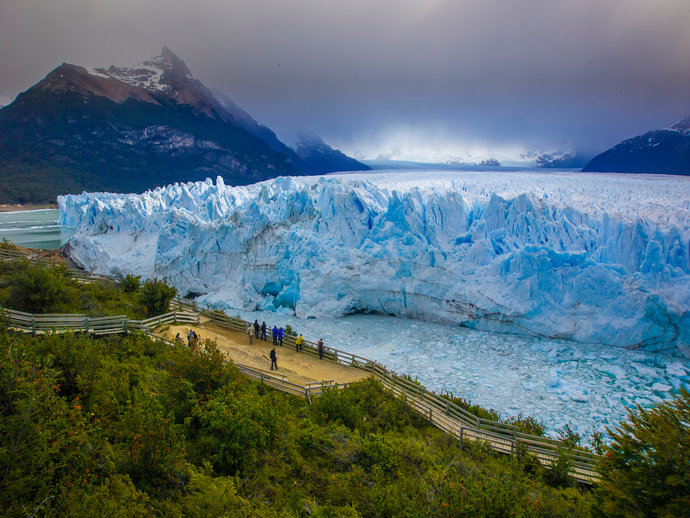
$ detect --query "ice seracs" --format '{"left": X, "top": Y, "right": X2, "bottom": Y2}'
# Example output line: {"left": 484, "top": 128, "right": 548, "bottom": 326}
{"left": 59, "top": 170, "right": 690, "bottom": 357}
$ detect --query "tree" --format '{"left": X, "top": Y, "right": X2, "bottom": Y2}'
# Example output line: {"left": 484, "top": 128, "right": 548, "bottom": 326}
{"left": 4, "top": 259, "right": 76, "bottom": 313}
{"left": 120, "top": 274, "right": 141, "bottom": 293}
{"left": 138, "top": 278, "right": 177, "bottom": 316}
{"left": 597, "top": 389, "right": 690, "bottom": 516}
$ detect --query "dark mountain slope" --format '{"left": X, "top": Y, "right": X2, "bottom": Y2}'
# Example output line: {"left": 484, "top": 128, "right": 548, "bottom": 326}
{"left": 292, "top": 133, "right": 371, "bottom": 174}
{"left": 582, "top": 116, "right": 690, "bottom": 175}
{"left": 0, "top": 49, "right": 299, "bottom": 203}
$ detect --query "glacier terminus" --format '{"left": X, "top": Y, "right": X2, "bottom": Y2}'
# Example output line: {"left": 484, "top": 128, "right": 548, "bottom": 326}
{"left": 59, "top": 170, "right": 690, "bottom": 358}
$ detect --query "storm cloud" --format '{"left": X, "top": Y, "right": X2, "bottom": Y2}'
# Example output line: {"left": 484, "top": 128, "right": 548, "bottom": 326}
{"left": 1, "top": 0, "right": 689, "bottom": 162}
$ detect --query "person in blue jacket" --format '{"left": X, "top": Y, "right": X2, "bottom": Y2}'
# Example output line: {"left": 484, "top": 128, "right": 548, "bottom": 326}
{"left": 272, "top": 325, "right": 278, "bottom": 345}
{"left": 277, "top": 327, "right": 284, "bottom": 347}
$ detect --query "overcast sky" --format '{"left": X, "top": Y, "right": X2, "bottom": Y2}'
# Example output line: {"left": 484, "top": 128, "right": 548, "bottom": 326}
{"left": 1, "top": 0, "right": 689, "bottom": 163}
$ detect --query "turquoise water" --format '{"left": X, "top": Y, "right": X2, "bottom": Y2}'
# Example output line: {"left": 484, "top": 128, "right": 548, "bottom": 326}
{"left": 0, "top": 209, "right": 75, "bottom": 249}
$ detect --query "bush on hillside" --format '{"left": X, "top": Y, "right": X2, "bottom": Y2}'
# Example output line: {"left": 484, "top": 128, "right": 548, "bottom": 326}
{"left": 596, "top": 388, "right": 690, "bottom": 516}
{"left": 0, "top": 238, "right": 19, "bottom": 250}
{"left": 139, "top": 278, "right": 177, "bottom": 316}
{"left": 0, "top": 259, "right": 77, "bottom": 313}
{"left": 120, "top": 273, "right": 141, "bottom": 293}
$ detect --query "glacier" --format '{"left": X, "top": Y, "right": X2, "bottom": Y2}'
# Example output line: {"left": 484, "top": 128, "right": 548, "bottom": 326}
{"left": 59, "top": 170, "right": 690, "bottom": 357}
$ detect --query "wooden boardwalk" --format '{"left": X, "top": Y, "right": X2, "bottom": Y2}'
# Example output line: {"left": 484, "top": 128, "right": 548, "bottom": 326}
{"left": 0, "top": 248, "right": 603, "bottom": 484}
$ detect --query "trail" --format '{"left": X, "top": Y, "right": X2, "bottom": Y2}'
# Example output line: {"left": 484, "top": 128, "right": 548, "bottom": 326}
{"left": 156, "top": 320, "right": 371, "bottom": 387}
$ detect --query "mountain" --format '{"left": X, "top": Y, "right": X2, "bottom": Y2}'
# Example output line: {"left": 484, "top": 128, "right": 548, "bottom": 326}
{"left": 291, "top": 133, "right": 370, "bottom": 174}
{"left": 210, "top": 90, "right": 309, "bottom": 170}
{"left": 0, "top": 48, "right": 303, "bottom": 203}
{"left": 534, "top": 152, "right": 590, "bottom": 169}
{"left": 211, "top": 93, "right": 369, "bottom": 174}
{"left": 582, "top": 116, "right": 690, "bottom": 175}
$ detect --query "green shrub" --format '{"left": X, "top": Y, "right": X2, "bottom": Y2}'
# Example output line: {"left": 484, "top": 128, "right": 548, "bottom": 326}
{"left": 120, "top": 273, "right": 141, "bottom": 293}
{"left": 2, "top": 259, "right": 77, "bottom": 313}
{"left": 138, "top": 277, "right": 177, "bottom": 316}
{"left": 0, "top": 325, "right": 605, "bottom": 516}
{"left": 508, "top": 413, "right": 546, "bottom": 436}
{"left": 0, "top": 238, "right": 18, "bottom": 250}
{"left": 596, "top": 389, "right": 690, "bottom": 517}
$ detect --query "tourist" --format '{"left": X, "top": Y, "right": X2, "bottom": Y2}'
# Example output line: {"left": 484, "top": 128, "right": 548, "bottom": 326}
{"left": 187, "top": 329, "right": 193, "bottom": 347}
{"left": 318, "top": 338, "right": 324, "bottom": 359}
{"left": 272, "top": 325, "right": 278, "bottom": 345}
{"left": 295, "top": 333, "right": 304, "bottom": 352}
{"left": 247, "top": 324, "right": 254, "bottom": 344}
{"left": 254, "top": 319, "right": 260, "bottom": 339}
{"left": 270, "top": 348, "right": 278, "bottom": 370}
{"left": 261, "top": 321, "right": 267, "bottom": 341}
{"left": 277, "top": 327, "right": 284, "bottom": 347}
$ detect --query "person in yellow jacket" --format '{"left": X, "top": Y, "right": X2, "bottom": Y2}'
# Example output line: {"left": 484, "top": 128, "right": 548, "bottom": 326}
{"left": 295, "top": 333, "right": 304, "bottom": 352}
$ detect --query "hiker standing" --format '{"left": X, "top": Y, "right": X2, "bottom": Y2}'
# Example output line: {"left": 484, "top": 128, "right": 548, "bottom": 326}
{"left": 261, "top": 321, "right": 267, "bottom": 341}
{"left": 295, "top": 333, "right": 304, "bottom": 352}
{"left": 254, "top": 320, "right": 260, "bottom": 339}
{"left": 272, "top": 325, "right": 278, "bottom": 345}
{"left": 247, "top": 324, "right": 254, "bottom": 345}
{"left": 318, "top": 338, "right": 324, "bottom": 360}
{"left": 277, "top": 327, "right": 284, "bottom": 347}
{"left": 270, "top": 348, "right": 278, "bottom": 370}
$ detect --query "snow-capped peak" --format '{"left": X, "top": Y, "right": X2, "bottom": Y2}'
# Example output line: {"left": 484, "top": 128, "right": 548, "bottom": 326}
{"left": 665, "top": 115, "right": 690, "bottom": 136}
{"left": 88, "top": 47, "right": 192, "bottom": 93}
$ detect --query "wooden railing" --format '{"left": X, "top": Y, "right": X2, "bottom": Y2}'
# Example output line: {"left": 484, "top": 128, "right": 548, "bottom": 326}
{"left": 0, "top": 251, "right": 603, "bottom": 483}
{"left": 0, "top": 306, "right": 199, "bottom": 335}
{"left": 169, "top": 297, "right": 602, "bottom": 483}
{"left": 0, "top": 248, "right": 114, "bottom": 284}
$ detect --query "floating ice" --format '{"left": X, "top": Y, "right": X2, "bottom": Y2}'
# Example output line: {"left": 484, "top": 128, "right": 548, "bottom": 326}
{"left": 223, "top": 308, "right": 690, "bottom": 440}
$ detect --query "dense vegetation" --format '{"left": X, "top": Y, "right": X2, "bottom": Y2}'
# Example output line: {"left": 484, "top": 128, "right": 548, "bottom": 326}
{"left": 1, "top": 255, "right": 688, "bottom": 515}
{"left": 1, "top": 328, "right": 595, "bottom": 516}
{"left": 0, "top": 257, "right": 175, "bottom": 318}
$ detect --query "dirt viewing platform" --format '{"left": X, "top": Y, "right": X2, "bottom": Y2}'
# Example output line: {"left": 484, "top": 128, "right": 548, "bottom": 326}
{"left": 155, "top": 319, "right": 371, "bottom": 387}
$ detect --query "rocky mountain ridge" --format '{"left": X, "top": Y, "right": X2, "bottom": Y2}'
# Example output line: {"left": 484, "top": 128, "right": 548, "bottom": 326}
{"left": 582, "top": 115, "right": 690, "bottom": 175}
{"left": 0, "top": 48, "right": 368, "bottom": 203}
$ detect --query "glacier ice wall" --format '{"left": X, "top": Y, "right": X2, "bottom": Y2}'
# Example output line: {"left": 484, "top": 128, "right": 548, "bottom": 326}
{"left": 59, "top": 171, "right": 690, "bottom": 356}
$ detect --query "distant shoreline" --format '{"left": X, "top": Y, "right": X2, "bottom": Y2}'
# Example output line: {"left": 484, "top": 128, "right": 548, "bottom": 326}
{"left": 0, "top": 203, "right": 59, "bottom": 213}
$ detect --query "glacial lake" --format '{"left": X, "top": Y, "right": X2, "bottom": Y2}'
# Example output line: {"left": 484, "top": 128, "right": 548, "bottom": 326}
{"left": 0, "top": 209, "right": 75, "bottom": 249}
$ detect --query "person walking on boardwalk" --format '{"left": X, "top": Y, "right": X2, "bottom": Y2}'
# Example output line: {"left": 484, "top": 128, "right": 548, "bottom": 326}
{"left": 318, "top": 338, "right": 324, "bottom": 359}
{"left": 247, "top": 324, "right": 254, "bottom": 345}
{"left": 277, "top": 327, "right": 284, "bottom": 347}
{"left": 295, "top": 333, "right": 304, "bottom": 352}
{"left": 270, "top": 348, "right": 278, "bottom": 370}
{"left": 261, "top": 321, "right": 267, "bottom": 341}
{"left": 254, "top": 320, "right": 260, "bottom": 339}
{"left": 272, "top": 325, "right": 278, "bottom": 345}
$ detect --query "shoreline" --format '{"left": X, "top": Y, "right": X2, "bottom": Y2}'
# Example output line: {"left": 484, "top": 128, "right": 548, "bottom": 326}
{"left": 0, "top": 203, "right": 59, "bottom": 213}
